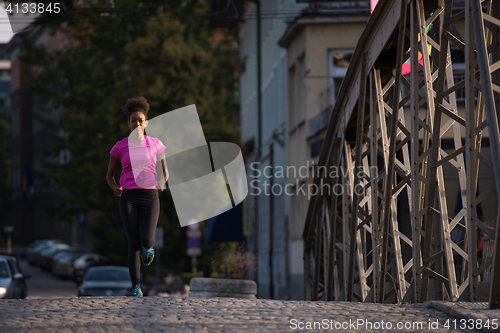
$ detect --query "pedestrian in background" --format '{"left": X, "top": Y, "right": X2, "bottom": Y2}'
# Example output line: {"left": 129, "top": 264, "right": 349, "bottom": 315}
{"left": 106, "top": 96, "right": 169, "bottom": 297}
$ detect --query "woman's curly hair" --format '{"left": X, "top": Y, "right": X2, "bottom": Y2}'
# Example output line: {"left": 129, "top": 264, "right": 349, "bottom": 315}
{"left": 121, "top": 96, "right": 150, "bottom": 120}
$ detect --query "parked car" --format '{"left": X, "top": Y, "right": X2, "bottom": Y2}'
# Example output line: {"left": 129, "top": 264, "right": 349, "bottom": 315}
{"left": 26, "top": 240, "right": 65, "bottom": 265}
{"left": 78, "top": 266, "right": 145, "bottom": 297}
{"left": 39, "top": 243, "right": 72, "bottom": 271}
{"left": 28, "top": 243, "right": 53, "bottom": 266}
{"left": 0, "top": 255, "right": 30, "bottom": 299}
{"left": 47, "top": 248, "right": 87, "bottom": 274}
{"left": 52, "top": 251, "right": 88, "bottom": 279}
{"left": 73, "top": 254, "right": 109, "bottom": 284}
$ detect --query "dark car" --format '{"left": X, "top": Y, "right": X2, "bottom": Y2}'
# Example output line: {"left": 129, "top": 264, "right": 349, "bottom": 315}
{"left": 39, "top": 243, "right": 72, "bottom": 271}
{"left": 47, "top": 248, "right": 87, "bottom": 274}
{"left": 72, "top": 254, "right": 109, "bottom": 284}
{"left": 52, "top": 251, "right": 88, "bottom": 279}
{"left": 0, "top": 255, "right": 30, "bottom": 299}
{"left": 78, "top": 266, "right": 146, "bottom": 297}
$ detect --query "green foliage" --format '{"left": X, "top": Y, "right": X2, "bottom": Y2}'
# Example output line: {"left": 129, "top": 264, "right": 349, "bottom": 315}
{"left": 17, "top": 1, "right": 240, "bottom": 271}
{"left": 117, "top": 7, "right": 238, "bottom": 144}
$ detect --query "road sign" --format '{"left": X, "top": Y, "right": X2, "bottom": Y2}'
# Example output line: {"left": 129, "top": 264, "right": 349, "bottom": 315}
{"left": 187, "top": 248, "right": 201, "bottom": 256}
{"left": 154, "top": 227, "right": 164, "bottom": 249}
{"left": 187, "top": 219, "right": 201, "bottom": 257}
{"left": 77, "top": 212, "right": 87, "bottom": 228}
{"left": 187, "top": 237, "right": 200, "bottom": 248}
{"left": 187, "top": 229, "right": 201, "bottom": 238}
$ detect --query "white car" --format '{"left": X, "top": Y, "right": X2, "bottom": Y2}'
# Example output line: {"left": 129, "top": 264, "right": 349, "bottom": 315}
{"left": 72, "top": 254, "right": 109, "bottom": 284}
{"left": 0, "top": 255, "right": 30, "bottom": 299}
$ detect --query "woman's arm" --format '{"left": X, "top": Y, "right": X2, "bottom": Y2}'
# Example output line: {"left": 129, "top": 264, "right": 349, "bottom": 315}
{"left": 106, "top": 155, "right": 123, "bottom": 197}
{"left": 157, "top": 151, "right": 169, "bottom": 192}
{"left": 161, "top": 158, "right": 169, "bottom": 180}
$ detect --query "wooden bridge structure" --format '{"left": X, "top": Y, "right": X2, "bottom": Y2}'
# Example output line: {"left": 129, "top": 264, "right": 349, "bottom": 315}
{"left": 303, "top": 0, "right": 500, "bottom": 308}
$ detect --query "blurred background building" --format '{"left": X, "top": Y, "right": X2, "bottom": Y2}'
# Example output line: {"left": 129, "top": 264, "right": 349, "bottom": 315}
{"left": 279, "top": 1, "right": 370, "bottom": 300}
{"left": 219, "top": 0, "right": 371, "bottom": 300}
{"left": 0, "top": 44, "right": 11, "bottom": 114}
{"left": 6, "top": 25, "right": 77, "bottom": 248}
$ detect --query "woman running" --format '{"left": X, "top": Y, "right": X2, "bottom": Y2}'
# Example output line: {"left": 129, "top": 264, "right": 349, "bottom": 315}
{"left": 106, "top": 96, "right": 169, "bottom": 297}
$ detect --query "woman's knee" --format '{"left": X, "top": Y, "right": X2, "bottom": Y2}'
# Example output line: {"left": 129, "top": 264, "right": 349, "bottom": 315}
{"left": 128, "top": 240, "right": 141, "bottom": 253}
{"left": 140, "top": 236, "right": 155, "bottom": 249}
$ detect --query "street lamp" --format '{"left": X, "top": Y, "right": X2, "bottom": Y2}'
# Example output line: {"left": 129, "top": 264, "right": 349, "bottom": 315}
{"left": 3, "top": 226, "right": 13, "bottom": 255}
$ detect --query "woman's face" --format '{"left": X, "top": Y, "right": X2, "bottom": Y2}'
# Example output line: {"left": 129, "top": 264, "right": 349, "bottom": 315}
{"left": 128, "top": 111, "right": 148, "bottom": 133}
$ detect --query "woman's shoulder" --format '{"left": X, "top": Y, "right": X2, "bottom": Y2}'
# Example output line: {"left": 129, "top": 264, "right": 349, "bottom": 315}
{"left": 146, "top": 135, "right": 163, "bottom": 144}
{"left": 110, "top": 137, "right": 128, "bottom": 158}
{"left": 117, "top": 137, "right": 129, "bottom": 144}
{"left": 111, "top": 137, "right": 128, "bottom": 148}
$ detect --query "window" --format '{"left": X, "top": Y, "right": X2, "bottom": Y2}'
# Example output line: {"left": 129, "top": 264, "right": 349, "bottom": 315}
{"left": 289, "top": 65, "right": 297, "bottom": 129}
{"left": 14, "top": 168, "right": 20, "bottom": 189}
{"left": 454, "top": 74, "right": 479, "bottom": 102}
{"left": 301, "top": 56, "right": 307, "bottom": 121}
{"left": 294, "top": 0, "right": 371, "bottom": 11}
{"left": 59, "top": 149, "right": 71, "bottom": 165}
{"left": 7, "top": 259, "right": 21, "bottom": 275}
{"left": 272, "top": 67, "right": 278, "bottom": 132}
{"left": 280, "top": 54, "right": 287, "bottom": 126}
{"left": 303, "top": 191, "right": 308, "bottom": 225}
{"left": 294, "top": 194, "right": 300, "bottom": 238}
{"left": 328, "top": 50, "right": 353, "bottom": 106}
{"left": 0, "top": 261, "right": 9, "bottom": 278}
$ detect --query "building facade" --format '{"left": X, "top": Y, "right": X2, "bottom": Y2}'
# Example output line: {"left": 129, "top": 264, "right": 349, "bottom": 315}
{"left": 236, "top": 0, "right": 375, "bottom": 300}
{"left": 278, "top": 1, "right": 370, "bottom": 300}
{"left": 238, "top": 0, "right": 308, "bottom": 300}
{"left": 6, "top": 25, "right": 75, "bottom": 246}
{"left": 0, "top": 44, "right": 11, "bottom": 114}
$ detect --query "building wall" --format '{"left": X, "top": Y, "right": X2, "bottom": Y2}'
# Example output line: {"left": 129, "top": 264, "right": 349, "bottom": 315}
{"left": 284, "top": 18, "right": 368, "bottom": 300}
{"left": 7, "top": 26, "right": 76, "bottom": 246}
{"left": 239, "top": 0, "right": 310, "bottom": 300}
{"left": 0, "top": 44, "right": 11, "bottom": 114}
{"left": 10, "top": 86, "right": 34, "bottom": 245}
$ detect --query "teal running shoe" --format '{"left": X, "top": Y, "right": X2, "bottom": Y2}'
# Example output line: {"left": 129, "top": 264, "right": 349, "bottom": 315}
{"left": 133, "top": 284, "right": 143, "bottom": 297}
{"left": 141, "top": 246, "right": 154, "bottom": 266}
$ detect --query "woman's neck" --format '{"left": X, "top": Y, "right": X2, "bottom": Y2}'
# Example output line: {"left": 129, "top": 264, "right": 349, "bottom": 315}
{"left": 128, "top": 134, "right": 146, "bottom": 143}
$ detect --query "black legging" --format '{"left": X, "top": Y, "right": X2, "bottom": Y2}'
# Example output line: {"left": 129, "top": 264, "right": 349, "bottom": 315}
{"left": 119, "top": 189, "right": 160, "bottom": 287}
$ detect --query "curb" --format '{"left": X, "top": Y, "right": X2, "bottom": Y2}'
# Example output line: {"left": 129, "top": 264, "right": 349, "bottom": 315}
{"left": 189, "top": 277, "right": 257, "bottom": 299}
{"left": 426, "top": 301, "right": 499, "bottom": 332}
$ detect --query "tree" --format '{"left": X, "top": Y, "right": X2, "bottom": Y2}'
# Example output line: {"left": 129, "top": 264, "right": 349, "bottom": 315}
{"left": 17, "top": 1, "right": 240, "bottom": 272}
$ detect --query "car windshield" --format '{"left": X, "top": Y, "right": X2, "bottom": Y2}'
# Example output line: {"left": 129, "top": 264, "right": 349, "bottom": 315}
{"left": 41, "top": 248, "right": 54, "bottom": 255}
{"left": 28, "top": 240, "right": 44, "bottom": 249}
{"left": 34, "top": 243, "right": 50, "bottom": 251}
{"left": 7, "top": 259, "right": 21, "bottom": 275}
{"left": 62, "top": 253, "right": 84, "bottom": 262}
{"left": 45, "top": 245, "right": 69, "bottom": 255}
{"left": 53, "top": 252, "right": 70, "bottom": 260}
{"left": 85, "top": 269, "right": 129, "bottom": 281}
{"left": 0, "top": 261, "right": 10, "bottom": 278}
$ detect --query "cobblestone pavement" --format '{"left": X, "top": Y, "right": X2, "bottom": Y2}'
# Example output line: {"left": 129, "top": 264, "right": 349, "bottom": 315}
{"left": 427, "top": 302, "right": 500, "bottom": 333}
{"left": 0, "top": 297, "right": 491, "bottom": 333}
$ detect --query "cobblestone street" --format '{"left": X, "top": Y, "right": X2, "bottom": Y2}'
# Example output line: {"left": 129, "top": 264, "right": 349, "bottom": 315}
{"left": 1, "top": 297, "right": 497, "bottom": 332}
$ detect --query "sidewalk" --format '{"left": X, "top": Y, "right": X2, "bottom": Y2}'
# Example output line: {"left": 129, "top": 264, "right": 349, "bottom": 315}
{"left": 0, "top": 296, "right": 494, "bottom": 332}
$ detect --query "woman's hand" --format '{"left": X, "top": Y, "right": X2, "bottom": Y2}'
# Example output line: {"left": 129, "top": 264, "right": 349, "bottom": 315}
{"left": 114, "top": 186, "right": 123, "bottom": 197}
